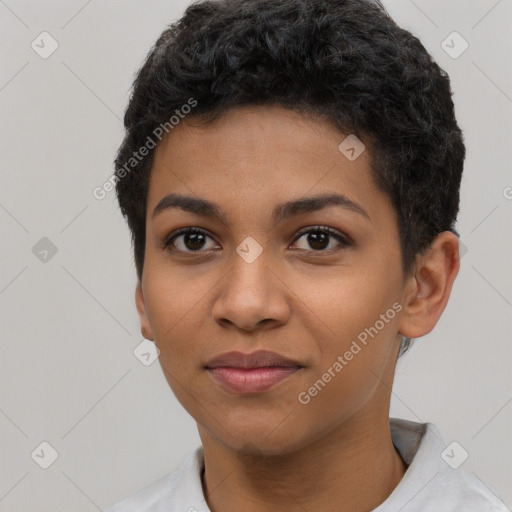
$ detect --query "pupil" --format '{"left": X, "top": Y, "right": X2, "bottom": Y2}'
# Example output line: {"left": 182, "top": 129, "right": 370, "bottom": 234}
{"left": 186, "top": 233, "right": 205, "bottom": 250}
{"left": 309, "top": 232, "right": 328, "bottom": 250}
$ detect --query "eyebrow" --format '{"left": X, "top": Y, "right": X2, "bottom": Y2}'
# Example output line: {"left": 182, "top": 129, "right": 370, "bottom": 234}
{"left": 152, "top": 192, "right": 370, "bottom": 224}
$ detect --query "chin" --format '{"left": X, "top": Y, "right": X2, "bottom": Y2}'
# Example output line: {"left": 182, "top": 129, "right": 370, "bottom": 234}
{"left": 205, "top": 414, "right": 312, "bottom": 457}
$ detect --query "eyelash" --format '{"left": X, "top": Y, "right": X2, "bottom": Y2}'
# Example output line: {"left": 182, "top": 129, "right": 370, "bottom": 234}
{"left": 162, "top": 226, "right": 352, "bottom": 255}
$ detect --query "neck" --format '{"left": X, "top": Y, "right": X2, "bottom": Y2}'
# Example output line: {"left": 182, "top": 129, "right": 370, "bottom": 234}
{"left": 199, "top": 413, "right": 407, "bottom": 512}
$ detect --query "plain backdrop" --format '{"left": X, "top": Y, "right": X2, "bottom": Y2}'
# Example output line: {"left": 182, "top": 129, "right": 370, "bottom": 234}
{"left": 0, "top": 0, "right": 511, "bottom": 510}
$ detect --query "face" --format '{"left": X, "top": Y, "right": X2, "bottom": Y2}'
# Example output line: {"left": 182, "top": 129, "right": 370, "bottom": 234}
{"left": 137, "top": 105, "right": 411, "bottom": 455}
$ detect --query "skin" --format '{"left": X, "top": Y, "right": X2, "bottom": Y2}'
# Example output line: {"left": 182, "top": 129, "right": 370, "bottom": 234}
{"left": 135, "top": 104, "right": 460, "bottom": 512}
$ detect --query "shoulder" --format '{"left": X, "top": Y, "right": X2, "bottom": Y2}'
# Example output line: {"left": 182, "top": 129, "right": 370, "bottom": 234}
{"left": 105, "top": 470, "right": 179, "bottom": 512}
{"left": 436, "top": 469, "right": 510, "bottom": 511}
{"left": 379, "top": 419, "right": 510, "bottom": 512}
{"left": 104, "top": 447, "right": 208, "bottom": 512}
{"left": 422, "top": 460, "right": 510, "bottom": 511}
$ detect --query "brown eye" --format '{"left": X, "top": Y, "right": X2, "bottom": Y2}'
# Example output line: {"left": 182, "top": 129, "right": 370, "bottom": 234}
{"left": 163, "top": 228, "right": 218, "bottom": 253}
{"left": 291, "top": 226, "right": 351, "bottom": 252}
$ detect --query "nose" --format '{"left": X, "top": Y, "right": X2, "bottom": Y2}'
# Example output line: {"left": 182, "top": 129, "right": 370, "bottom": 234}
{"left": 212, "top": 248, "right": 291, "bottom": 332}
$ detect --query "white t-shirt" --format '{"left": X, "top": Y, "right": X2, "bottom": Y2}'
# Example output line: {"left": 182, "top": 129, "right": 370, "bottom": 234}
{"left": 105, "top": 418, "right": 509, "bottom": 511}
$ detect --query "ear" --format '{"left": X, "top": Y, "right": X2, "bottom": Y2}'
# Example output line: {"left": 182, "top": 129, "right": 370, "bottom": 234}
{"left": 398, "top": 231, "right": 460, "bottom": 339}
{"left": 135, "top": 281, "right": 154, "bottom": 341}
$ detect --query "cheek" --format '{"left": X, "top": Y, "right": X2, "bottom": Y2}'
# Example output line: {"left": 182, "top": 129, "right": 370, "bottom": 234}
{"left": 304, "top": 259, "right": 403, "bottom": 392}
{"left": 144, "top": 257, "right": 207, "bottom": 326}
{"left": 143, "top": 273, "right": 207, "bottom": 364}
{"left": 143, "top": 276, "right": 206, "bottom": 409}
{"left": 309, "top": 266, "right": 400, "bottom": 337}
{"left": 294, "top": 315, "right": 401, "bottom": 438}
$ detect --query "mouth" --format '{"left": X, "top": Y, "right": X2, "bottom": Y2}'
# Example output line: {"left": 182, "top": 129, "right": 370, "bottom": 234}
{"left": 205, "top": 350, "right": 304, "bottom": 394}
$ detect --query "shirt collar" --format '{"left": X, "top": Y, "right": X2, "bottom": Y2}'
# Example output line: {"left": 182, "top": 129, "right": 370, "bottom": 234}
{"left": 171, "top": 418, "right": 442, "bottom": 512}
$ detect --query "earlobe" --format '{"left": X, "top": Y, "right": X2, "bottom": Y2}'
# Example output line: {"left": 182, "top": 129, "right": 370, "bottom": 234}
{"left": 398, "top": 231, "right": 460, "bottom": 339}
{"left": 135, "top": 281, "right": 154, "bottom": 341}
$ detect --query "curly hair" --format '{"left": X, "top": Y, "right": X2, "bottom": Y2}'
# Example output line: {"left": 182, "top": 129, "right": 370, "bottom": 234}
{"left": 114, "top": 0, "right": 465, "bottom": 335}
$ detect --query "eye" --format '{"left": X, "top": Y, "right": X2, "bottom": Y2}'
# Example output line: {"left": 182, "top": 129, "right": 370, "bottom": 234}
{"left": 163, "top": 227, "right": 219, "bottom": 253}
{"left": 163, "top": 225, "right": 351, "bottom": 255}
{"left": 290, "top": 226, "right": 351, "bottom": 253}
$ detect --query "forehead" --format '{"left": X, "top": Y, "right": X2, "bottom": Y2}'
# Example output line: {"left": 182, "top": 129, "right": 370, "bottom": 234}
{"left": 147, "top": 105, "right": 390, "bottom": 225}
{"left": 153, "top": 104, "right": 361, "bottom": 170}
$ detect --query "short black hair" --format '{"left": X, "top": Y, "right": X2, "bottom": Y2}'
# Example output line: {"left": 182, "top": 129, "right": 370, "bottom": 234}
{"left": 115, "top": 0, "right": 465, "bottom": 290}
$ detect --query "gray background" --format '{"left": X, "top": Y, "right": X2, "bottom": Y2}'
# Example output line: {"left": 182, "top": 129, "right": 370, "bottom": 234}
{"left": 0, "top": 0, "right": 511, "bottom": 510}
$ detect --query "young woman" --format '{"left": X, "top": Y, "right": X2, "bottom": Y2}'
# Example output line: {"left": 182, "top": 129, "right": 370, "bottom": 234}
{"left": 106, "top": 0, "right": 508, "bottom": 510}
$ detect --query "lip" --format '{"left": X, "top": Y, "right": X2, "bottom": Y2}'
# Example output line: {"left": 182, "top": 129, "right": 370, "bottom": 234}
{"left": 205, "top": 350, "right": 303, "bottom": 394}
{"left": 205, "top": 350, "right": 302, "bottom": 369}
